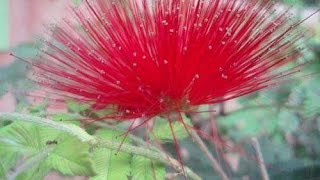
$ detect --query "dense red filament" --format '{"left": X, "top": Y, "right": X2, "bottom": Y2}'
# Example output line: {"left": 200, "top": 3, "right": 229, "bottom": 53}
{"left": 33, "top": 0, "right": 305, "bottom": 120}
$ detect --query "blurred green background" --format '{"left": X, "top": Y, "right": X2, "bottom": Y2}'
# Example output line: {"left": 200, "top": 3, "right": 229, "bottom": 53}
{"left": 0, "top": 0, "right": 9, "bottom": 50}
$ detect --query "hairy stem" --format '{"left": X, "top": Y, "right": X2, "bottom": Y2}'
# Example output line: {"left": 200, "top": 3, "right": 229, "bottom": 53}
{"left": 251, "top": 137, "right": 270, "bottom": 180}
{"left": 0, "top": 113, "right": 95, "bottom": 143}
{"left": 0, "top": 113, "right": 201, "bottom": 180}
{"left": 190, "top": 130, "right": 229, "bottom": 180}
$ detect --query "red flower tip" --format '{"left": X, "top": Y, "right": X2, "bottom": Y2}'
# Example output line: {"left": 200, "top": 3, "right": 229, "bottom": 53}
{"left": 34, "top": 0, "right": 306, "bottom": 120}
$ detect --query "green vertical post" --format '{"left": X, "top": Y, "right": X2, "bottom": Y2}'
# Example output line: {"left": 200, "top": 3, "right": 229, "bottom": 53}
{"left": 0, "top": 0, "right": 9, "bottom": 50}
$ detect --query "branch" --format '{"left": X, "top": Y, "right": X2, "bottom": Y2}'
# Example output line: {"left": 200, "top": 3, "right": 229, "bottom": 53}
{"left": 0, "top": 113, "right": 201, "bottom": 180}
{"left": 190, "top": 130, "right": 229, "bottom": 180}
{"left": 0, "top": 113, "right": 95, "bottom": 143}
{"left": 250, "top": 137, "right": 270, "bottom": 180}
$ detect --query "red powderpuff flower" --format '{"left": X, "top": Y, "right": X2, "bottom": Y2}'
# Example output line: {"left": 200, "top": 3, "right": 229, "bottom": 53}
{"left": 33, "top": 0, "right": 306, "bottom": 120}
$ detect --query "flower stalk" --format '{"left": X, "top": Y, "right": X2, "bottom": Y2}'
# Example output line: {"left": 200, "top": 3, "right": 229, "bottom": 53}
{"left": 251, "top": 137, "right": 270, "bottom": 180}
{"left": 190, "top": 130, "right": 229, "bottom": 180}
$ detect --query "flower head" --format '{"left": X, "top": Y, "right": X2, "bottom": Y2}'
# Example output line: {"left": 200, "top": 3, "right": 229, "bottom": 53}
{"left": 34, "top": 0, "right": 305, "bottom": 120}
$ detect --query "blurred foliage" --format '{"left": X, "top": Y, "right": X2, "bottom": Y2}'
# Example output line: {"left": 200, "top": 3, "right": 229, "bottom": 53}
{"left": 215, "top": 51, "right": 320, "bottom": 179}
{"left": 0, "top": 43, "right": 38, "bottom": 102}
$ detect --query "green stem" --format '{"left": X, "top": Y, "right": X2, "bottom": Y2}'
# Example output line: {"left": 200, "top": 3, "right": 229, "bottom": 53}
{"left": 0, "top": 113, "right": 95, "bottom": 143}
{"left": 0, "top": 113, "right": 201, "bottom": 180}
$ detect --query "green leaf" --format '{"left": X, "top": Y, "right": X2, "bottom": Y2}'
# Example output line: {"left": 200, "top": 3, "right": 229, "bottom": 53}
{"left": 0, "top": 122, "right": 43, "bottom": 153}
{"left": 131, "top": 155, "right": 165, "bottom": 180}
{"left": 0, "top": 121, "right": 96, "bottom": 177}
{"left": 0, "top": 113, "right": 95, "bottom": 142}
{"left": 0, "top": 152, "right": 19, "bottom": 179}
{"left": 303, "top": 80, "right": 320, "bottom": 118}
{"left": 73, "top": 0, "right": 82, "bottom": 5}
{"left": 28, "top": 99, "right": 48, "bottom": 115}
{"left": 90, "top": 129, "right": 132, "bottom": 180}
{"left": 46, "top": 137, "right": 96, "bottom": 176}
{"left": 152, "top": 116, "right": 191, "bottom": 142}
{"left": 218, "top": 108, "right": 278, "bottom": 140}
{"left": 15, "top": 158, "right": 51, "bottom": 180}
{"left": 67, "top": 100, "right": 91, "bottom": 113}
{"left": 90, "top": 147, "right": 112, "bottom": 180}
{"left": 277, "top": 110, "right": 299, "bottom": 133}
{"left": 14, "top": 153, "right": 51, "bottom": 180}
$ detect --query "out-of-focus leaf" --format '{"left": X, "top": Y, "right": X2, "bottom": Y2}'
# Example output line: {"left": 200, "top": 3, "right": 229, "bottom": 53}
{"left": 303, "top": 82, "right": 320, "bottom": 118}
{"left": 67, "top": 100, "right": 91, "bottom": 113}
{"left": 282, "top": 0, "right": 303, "bottom": 6}
{"left": 0, "top": 43, "right": 39, "bottom": 100}
{"left": 218, "top": 108, "right": 278, "bottom": 140}
{"left": 278, "top": 109, "right": 299, "bottom": 133}
{"left": 73, "top": 0, "right": 82, "bottom": 5}
{"left": 269, "top": 159, "right": 320, "bottom": 180}
{"left": 288, "top": 85, "right": 306, "bottom": 107}
{"left": 258, "top": 137, "right": 293, "bottom": 164}
{"left": 238, "top": 84, "right": 292, "bottom": 107}
{"left": 28, "top": 99, "right": 48, "bottom": 115}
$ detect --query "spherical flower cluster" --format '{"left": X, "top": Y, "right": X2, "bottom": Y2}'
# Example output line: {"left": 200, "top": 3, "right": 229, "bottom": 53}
{"left": 34, "top": 0, "right": 305, "bottom": 120}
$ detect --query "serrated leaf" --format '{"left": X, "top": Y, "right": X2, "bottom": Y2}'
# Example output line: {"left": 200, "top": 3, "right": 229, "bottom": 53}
{"left": 46, "top": 137, "right": 96, "bottom": 176}
{"left": 0, "top": 121, "right": 96, "bottom": 177}
{"left": 131, "top": 155, "right": 165, "bottom": 180}
{"left": 90, "top": 147, "right": 112, "bottom": 180}
{"left": 153, "top": 116, "right": 191, "bottom": 142}
{"left": 0, "top": 162, "right": 5, "bottom": 180}
{"left": 91, "top": 129, "right": 132, "bottom": 180}
{"left": 0, "top": 152, "right": 19, "bottom": 179}
{"left": 0, "top": 113, "right": 95, "bottom": 142}
{"left": 15, "top": 163, "right": 50, "bottom": 180}
{"left": 0, "top": 122, "right": 43, "bottom": 153}
{"left": 14, "top": 153, "right": 51, "bottom": 180}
